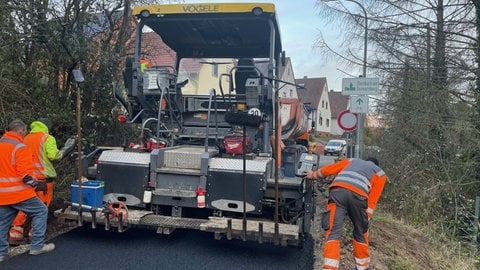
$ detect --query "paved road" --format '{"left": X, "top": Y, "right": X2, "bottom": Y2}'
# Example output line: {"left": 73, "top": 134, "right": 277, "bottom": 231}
{"left": 2, "top": 154, "right": 334, "bottom": 270}
{"left": 319, "top": 154, "right": 336, "bottom": 164}
{"left": 2, "top": 226, "right": 314, "bottom": 270}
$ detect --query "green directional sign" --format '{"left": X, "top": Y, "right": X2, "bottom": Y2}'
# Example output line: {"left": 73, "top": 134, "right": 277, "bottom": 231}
{"left": 342, "top": 77, "right": 379, "bottom": 95}
{"left": 350, "top": 95, "right": 368, "bottom": 113}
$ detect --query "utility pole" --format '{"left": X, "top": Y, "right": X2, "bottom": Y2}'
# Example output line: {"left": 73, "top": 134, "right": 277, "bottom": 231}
{"left": 356, "top": 0, "right": 368, "bottom": 158}
{"left": 323, "top": 0, "right": 368, "bottom": 158}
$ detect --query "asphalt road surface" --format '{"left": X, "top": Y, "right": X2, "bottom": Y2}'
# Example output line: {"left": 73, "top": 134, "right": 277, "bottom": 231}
{"left": 2, "top": 154, "right": 335, "bottom": 270}
{"left": 2, "top": 226, "right": 314, "bottom": 270}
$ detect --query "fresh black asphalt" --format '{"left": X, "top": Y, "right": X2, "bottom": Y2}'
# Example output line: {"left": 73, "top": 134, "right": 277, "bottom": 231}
{"left": 1, "top": 226, "right": 314, "bottom": 270}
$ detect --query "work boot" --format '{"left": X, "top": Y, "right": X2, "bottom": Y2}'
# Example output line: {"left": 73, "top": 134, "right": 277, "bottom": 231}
{"left": 29, "top": 243, "right": 55, "bottom": 255}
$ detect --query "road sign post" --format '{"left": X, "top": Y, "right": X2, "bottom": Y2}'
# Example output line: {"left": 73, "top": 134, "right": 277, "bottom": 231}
{"left": 342, "top": 77, "right": 379, "bottom": 158}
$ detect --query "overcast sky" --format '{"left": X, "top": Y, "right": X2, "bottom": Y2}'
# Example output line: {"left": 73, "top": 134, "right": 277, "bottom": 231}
{"left": 273, "top": 1, "right": 345, "bottom": 90}
{"left": 183, "top": 0, "right": 351, "bottom": 91}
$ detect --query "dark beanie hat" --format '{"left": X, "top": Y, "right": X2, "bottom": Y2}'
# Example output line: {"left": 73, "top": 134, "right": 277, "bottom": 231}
{"left": 38, "top": 118, "right": 52, "bottom": 130}
{"left": 365, "top": 157, "right": 379, "bottom": 166}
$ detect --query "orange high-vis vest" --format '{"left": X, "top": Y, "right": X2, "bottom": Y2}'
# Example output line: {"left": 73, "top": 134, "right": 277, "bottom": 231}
{"left": 24, "top": 132, "right": 54, "bottom": 179}
{"left": 0, "top": 132, "right": 36, "bottom": 205}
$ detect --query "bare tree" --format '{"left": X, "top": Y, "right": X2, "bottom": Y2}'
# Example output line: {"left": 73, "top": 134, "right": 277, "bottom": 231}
{"left": 316, "top": 0, "right": 480, "bottom": 238}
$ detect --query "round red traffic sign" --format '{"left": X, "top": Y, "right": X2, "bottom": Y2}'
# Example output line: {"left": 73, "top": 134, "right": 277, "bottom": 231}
{"left": 337, "top": 110, "right": 357, "bottom": 131}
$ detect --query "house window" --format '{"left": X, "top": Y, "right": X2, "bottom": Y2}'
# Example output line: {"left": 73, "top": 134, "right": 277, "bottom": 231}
{"left": 319, "top": 117, "right": 323, "bottom": 126}
{"left": 326, "top": 102, "right": 328, "bottom": 109}
{"left": 290, "top": 89, "right": 293, "bottom": 97}
{"left": 322, "top": 101, "right": 324, "bottom": 108}
{"left": 326, "top": 119, "right": 330, "bottom": 127}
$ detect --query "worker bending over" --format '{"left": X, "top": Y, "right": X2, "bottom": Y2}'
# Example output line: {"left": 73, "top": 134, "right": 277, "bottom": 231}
{"left": 305, "top": 157, "right": 387, "bottom": 270}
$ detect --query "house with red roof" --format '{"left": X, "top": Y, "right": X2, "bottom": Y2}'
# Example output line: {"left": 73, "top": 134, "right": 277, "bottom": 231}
{"left": 295, "top": 76, "right": 332, "bottom": 135}
{"left": 277, "top": 57, "right": 298, "bottom": 99}
{"left": 138, "top": 32, "right": 234, "bottom": 95}
{"left": 255, "top": 57, "right": 297, "bottom": 99}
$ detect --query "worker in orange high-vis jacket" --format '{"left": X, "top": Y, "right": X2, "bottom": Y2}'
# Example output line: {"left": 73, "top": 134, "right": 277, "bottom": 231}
{"left": 9, "top": 118, "right": 75, "bottom": 243}
{"left": 0, "top": 119, "right": 55, "bottom": 262}
{"left": 305, "top": 157, "right": 387, "bottom": 270}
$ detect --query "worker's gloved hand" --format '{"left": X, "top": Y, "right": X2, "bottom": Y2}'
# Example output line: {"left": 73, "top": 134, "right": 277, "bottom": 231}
{"left": 60, "top": 136, "right": 77, "bottom": 158}
{"left": 305, "top": 170, "right": 317, "bottom": 180}
{"left": 23, "top": 175, "right": 38, "bottom": 188}
{"left": 35, "top": 181, "right": 47, "bottom": 191}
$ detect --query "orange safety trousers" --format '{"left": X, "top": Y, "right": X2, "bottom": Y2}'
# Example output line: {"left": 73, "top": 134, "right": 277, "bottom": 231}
{"left": 10, "top": 182, "right": 53, "bottom": 239}
{"left": 322, "top": 188, "right": 370, "bottom": 270}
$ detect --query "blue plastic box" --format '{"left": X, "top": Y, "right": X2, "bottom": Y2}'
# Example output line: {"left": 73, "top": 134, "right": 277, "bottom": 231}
{"left": 71, "top": 180, "right": 104, "bottom": 208}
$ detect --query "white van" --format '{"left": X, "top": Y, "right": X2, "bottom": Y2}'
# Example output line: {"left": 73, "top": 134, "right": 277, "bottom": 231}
{"left": 324, "top": 139, "right": 347, "bottom": 156}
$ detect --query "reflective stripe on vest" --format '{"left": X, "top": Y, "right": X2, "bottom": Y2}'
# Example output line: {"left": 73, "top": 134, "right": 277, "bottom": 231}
{"left": 32, "top": 133, "right": 56, "bottom": 178}
{"left": 0, "top": 185, "right": 31, "bottom": 192}
{"left": 333, "top": 159, "right": 381, "bottom": 194}
{"left": 335, "top": 171, "right": 370, "bottom": 192}
{"left": 0, "top": 177, "right": 20, "bottom": 183}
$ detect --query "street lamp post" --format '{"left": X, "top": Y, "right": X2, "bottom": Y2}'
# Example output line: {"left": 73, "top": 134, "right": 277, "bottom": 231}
{"left": 323, "top": 0, "right": 368, "bottom": 158}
